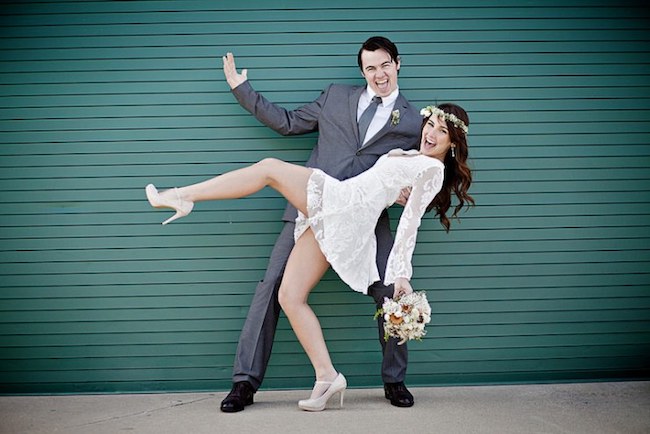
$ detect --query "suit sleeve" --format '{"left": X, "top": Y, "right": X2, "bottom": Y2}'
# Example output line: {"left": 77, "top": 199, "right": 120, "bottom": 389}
{"left": 384, "top": 164, "right": 444, "bottom": 285}
{"left": 231, "top": 81, "right": 327, "bottom": 136}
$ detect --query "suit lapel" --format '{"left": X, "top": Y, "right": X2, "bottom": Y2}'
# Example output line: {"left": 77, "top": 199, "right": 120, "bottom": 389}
{"left": 349, "top": 87, "right": 365, "bottom": 146}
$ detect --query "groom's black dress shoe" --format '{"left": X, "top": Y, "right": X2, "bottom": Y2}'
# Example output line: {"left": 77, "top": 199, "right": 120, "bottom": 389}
{"left": 220, "top": 381, "right": 255, "bottom": 413}
{"left": 384, "top": 381, "right": 414, "bottom": 407}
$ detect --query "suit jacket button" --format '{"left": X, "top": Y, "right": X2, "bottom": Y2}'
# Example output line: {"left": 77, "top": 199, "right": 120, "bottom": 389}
{"left": 356, "top": 150, "right": 361, "bottom": 156}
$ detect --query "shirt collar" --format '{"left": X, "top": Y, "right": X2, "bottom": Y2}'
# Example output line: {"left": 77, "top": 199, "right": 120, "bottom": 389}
{"left": 365, "top": 86, "right": 400, "bottom": 107}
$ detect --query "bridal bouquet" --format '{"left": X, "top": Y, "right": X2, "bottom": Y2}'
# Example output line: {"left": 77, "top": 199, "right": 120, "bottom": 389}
{"left": 375, "top": 291, "right": 432, "bottom": 345}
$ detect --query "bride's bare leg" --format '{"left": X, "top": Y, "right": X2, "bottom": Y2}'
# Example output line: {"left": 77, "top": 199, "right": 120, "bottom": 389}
{"left": 279, "top": 228, "right": 338, "bottom": 391}
{"left": 174, "top": 158, "right": 312, "bottom": 215}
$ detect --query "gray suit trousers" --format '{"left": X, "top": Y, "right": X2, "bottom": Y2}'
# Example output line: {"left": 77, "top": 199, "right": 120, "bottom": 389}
{"left": 232, "top": 215, "right": 407, "bottom": 390}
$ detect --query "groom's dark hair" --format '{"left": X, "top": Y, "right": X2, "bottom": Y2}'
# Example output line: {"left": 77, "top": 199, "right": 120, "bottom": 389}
{"left": 357, "top": 36, "right": 400, "bottom": 70}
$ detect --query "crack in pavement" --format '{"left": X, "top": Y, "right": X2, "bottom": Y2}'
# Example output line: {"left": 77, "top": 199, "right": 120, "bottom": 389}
{"left": 63, "top": 395, "right": 215, "bottom": 429}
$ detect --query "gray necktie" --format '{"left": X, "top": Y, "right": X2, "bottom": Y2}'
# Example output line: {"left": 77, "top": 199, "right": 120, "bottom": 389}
{"left": 358, "top": 96, "right": 382, "bottom": 143}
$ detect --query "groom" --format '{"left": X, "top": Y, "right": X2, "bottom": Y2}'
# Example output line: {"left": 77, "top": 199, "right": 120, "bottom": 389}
{"left": 220, "top": 36, "right": 422, "bottom": 411}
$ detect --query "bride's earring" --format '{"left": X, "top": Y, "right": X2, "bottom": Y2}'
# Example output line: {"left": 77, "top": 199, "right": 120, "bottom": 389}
{"left": 451, "top": 145, "right": 456, "bottom": 158}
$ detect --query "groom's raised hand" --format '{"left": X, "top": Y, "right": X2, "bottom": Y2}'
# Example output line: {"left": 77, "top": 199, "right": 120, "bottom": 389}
{"left": 222, "top": 52, "right": 248, "bottom": 90}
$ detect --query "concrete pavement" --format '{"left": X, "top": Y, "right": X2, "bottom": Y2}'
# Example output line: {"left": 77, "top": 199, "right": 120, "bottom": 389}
{"left": 1, "top": 381, "right": 649, "bottom": 434}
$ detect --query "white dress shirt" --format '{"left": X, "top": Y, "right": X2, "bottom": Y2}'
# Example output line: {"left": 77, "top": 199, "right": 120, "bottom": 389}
{"left": 357, "top": 87, "right": 400, "bottom": 145}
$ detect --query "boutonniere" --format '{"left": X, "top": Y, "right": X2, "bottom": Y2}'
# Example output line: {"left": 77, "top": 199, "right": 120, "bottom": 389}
{"left": 391, "top": 109, "right": 400, "bottom": 126}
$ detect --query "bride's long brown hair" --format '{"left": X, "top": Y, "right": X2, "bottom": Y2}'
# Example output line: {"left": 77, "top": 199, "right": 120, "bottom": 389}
{"left": 421, "top": 103, "right": 475, "bottom": 231}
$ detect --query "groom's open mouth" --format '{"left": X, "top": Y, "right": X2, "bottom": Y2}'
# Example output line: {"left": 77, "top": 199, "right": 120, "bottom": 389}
{"left": 376, "top": 79, "right": 389, "bottom": 93}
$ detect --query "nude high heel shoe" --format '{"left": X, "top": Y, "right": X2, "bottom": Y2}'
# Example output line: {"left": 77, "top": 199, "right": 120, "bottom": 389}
{"left": 298, "top": 373, "right": 347, "bottom": 412}
{"left": 145, "top": 184, "right": 194, "bottom": 225}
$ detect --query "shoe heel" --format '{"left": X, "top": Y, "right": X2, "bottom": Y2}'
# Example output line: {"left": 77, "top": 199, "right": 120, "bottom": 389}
{"left": 339, "top": 389, "right": 345, "bottom": 408}
{"left": 162, "top": 211, "right": 183, "bottom": 225}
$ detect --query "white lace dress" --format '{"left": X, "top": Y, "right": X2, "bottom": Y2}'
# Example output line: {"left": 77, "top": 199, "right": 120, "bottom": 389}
{"left": 294, "top": 149, "right": 445, "bottom": 294}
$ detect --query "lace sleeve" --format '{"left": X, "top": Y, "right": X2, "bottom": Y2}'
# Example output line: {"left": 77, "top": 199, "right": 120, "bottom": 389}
{"left": 384, "top": 164, "right": 444, "bottom": 285}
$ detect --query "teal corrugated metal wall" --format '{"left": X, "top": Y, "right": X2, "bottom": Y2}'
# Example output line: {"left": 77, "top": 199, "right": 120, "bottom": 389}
{"left": 1, "top": 0, "right": 649, "bottom": 394}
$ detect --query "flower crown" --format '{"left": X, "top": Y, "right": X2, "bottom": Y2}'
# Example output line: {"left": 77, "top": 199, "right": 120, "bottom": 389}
{"left": 420, "top": 105, "right": 469, "bottom": 134}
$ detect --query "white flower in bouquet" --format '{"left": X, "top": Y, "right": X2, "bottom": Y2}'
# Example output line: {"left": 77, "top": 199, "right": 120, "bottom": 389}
{"left": 374, "top": 291, "right": 432, "bottom": 345}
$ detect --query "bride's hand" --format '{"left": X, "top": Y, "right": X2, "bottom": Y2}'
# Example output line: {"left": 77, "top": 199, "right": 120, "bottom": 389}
{"left": 393, "top": 277, "right": 413, "bottom": 299}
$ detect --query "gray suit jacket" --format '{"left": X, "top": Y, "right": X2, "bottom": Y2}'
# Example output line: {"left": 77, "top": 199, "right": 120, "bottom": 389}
{"left": 232, "top": 81, "right": 422, "bottom": 222}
